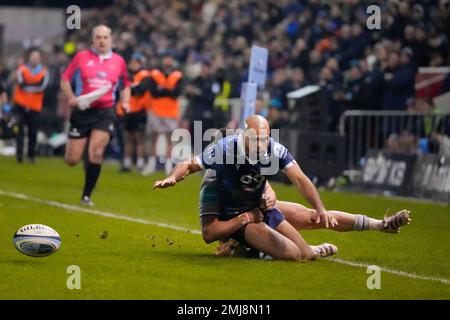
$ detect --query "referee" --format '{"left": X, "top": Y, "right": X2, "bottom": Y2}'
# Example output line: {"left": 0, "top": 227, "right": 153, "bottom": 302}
{"left": 61, "top": 25, "right": 131, "bottom": 206}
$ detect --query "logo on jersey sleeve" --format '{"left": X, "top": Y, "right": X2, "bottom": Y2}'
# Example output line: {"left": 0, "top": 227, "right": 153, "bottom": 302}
{"left": 203, "top": 144, "right": 224, "bottom": 167}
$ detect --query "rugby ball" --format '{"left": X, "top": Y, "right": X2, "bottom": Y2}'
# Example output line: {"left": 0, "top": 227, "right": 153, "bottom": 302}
{"left": 13, "top": 224, "right": 61, "bottom": 257}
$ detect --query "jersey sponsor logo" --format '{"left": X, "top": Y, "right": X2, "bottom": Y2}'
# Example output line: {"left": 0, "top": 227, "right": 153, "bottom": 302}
{"left": 96, "top": 71, "right": 107, "bottom": 78}
{"left": 240, "top": 173, "right": 265, "bottom": 191}
{"left": 86, "top": 60, "right": 94, "bottom": 67}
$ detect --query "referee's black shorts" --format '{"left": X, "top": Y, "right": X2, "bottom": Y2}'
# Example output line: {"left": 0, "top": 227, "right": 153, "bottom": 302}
{"left": 68, "top": 107, "right": 116, "bottom": 139}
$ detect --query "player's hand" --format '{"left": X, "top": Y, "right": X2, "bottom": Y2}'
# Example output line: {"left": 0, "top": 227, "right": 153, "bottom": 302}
{"left": 68, "top": 95, "right": 78, "bottom": 108}
{"left": 246, "top": 208, "right": 264, "bottom": 223}
{"left": 122, "top": 102, "right": 130, "bottom": 113}
{"left": 259, "top": 193, "right": 276, "bottom": 211}
{"left": 153, "top": 177, "right": 177, "bottom": 189}
{"left": 312, "top": 209, "right": 338, "bottom": 229}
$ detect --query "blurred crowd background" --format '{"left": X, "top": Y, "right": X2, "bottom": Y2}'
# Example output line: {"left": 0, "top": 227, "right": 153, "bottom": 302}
{"left": 0, "top": 0, "right": 449, "bottom": 159}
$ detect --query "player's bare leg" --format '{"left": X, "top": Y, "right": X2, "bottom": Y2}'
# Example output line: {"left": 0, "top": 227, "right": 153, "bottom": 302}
{"left": 122, "top": 130, "right": 134, "bottom": 171}
{"left": 164, "top": 131, "right": 173, "bottom": 175}
{"left": 135, "top": 131, "right": 145, "bottom": 171}
{"left": 64, "top": 137, "right": 88, "bottom": 166}
{"left": 142, "top": 131, "right": 158, "bottom": 176}
{"left": 276, "top": 201, "right": 411, "bottom": 233}
{"left": 243, "top": 220, "right": 337, "bottom": 261}
{"left": 243, "top": 223, "right": 303, "bottom": 261}
{"left": 275, "top": 219, "right": 337, "bottom": 259}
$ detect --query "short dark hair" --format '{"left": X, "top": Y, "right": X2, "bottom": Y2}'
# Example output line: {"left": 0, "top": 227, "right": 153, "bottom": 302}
{"left": 25, "top": 47, "right": 42, "bottom": 61}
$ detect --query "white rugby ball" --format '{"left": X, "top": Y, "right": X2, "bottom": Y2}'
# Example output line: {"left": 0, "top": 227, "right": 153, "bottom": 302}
{"left": 13, "top": 224, "right": 61, "bottom": 257}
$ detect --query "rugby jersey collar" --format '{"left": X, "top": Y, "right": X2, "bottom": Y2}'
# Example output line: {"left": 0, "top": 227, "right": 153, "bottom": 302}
{"left": 90, "top": 48, "right": 113, "bottom": 61}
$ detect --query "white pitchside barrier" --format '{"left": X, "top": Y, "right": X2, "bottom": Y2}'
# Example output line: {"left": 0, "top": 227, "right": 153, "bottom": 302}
{"left": 239, "top": 45, "right": 268, "bottom": 128}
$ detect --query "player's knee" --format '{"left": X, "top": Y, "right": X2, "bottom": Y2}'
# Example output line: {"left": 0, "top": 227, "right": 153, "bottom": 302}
{"left": 201, "top": 225, "right": 216, "bottom": 244}
{"left": 201, "top": 229, "right": 213, "bottom": 244}
{"left": 64, "top": 155, "right": 78, "bottom": 166}
{"left": 90, "top": 148, "right": 104, "bottom": 163}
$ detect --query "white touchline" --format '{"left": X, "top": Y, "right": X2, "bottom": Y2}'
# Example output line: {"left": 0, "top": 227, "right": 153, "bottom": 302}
{"left": 1, "top": 189, "right": 449, "bottom": 286}
{"left": 328, "top": 258, "right": 449, "bottom": 285}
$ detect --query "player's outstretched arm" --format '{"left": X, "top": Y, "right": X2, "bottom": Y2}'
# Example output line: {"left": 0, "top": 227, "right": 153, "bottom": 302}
{"left": 283, "top": 162, "right": 337, "bottom": 228}
{"left": 153, "top": 158, "right": 202, "bottom": 189}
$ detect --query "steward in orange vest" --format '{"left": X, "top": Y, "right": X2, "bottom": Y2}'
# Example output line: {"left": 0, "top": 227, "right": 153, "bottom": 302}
{"left": 141, "top": 53, "right": 183, "bottom": 176}
{"left": 116, "top": 53, "right": 152, "bottom": 172}
{"left": 116, "top": 69, "right": 152, "bottom": 117}
{"left": 13, "top": 63, "right": 49, "bottom": 112}
{"left": 12, "top": 49, "right": 49, "bottom": 163}
{"left": 148, "top": 68, "right": 183, "bottom": 119}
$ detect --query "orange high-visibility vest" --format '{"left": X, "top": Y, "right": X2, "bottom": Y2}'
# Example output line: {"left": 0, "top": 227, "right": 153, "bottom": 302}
{"left": 150, "top": 69, "right": 182, "bottom": 119}
{"left": 117, "top": 69, "right": 152, "bottom": 116}
{"left": 13, "top": 64, "right": 48, "bottom": 112}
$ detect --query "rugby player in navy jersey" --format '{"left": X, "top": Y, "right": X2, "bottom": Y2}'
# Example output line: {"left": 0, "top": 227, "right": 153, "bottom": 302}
{"left": 204, "top": 171, "right": 411, "bottom": 257}
{"left": 197, "top": 127, "right": 411, "bottom": 256}
{"left": 154, "top": 115, "right": 342, "bottom": 261}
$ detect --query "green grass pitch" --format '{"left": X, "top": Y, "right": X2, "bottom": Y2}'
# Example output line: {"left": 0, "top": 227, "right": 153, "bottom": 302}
{"left": 0, "top": 155, "right": 449, "bottom": 299}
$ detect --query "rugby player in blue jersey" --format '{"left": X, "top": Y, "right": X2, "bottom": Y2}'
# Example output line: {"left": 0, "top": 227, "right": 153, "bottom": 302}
{"left": 154, "top": 115, "right": 343, "bottom": 261}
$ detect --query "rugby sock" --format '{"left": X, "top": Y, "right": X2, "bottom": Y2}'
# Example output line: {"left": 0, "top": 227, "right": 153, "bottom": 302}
{"left": 123, "top": 157, "right": 132, "bottom": 169}
{"left": 147, "top": 157, "right": 156, "bottom": 171}
{"left": 164, "top": 159, "right": 173, "bottom": 175}
{"left": 141, "top": 157, "right": 157, "bottom": 176}
{"left": 136, "top": 158, "right": 144, "bottom": 170}
{"left": 82, "top": 162, "right": 101, "bottom": 198}
{"left": 353, "top": 214, "right": 383, "bottom": 231}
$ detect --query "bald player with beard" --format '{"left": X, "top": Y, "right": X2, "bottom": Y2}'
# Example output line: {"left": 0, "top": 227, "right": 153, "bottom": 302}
{"left": 154, "top": 115, "right": 339, "bottom": 261}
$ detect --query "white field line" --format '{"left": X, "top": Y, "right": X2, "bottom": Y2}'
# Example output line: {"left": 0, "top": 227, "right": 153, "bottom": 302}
{"left": 0, "top": 189, "right": 448, "bottom": 286}
{"left": 328, "top": 258, "right": 449, "bottom": 285}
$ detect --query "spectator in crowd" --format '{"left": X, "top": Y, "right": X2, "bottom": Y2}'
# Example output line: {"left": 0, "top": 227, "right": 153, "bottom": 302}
{"left": 1, "top": 0, "right": 448, "bottom": 160}
{"left": 306, "top": 49, "right": 323, "bottom": 83}
{"left": 319, "top": 66, "right": 341, "bottom": 131}
{"left": 342, "top": 60, "right": 365, "bottom": 110}
{"left": 386, "top": 130, "right": 418, "bottom": 154}
{"left": 142, "top": 53, "right": 183, "bottom": 176}
{"left": 381, "top": 50, "right": 415, "bottom": 111}
{"left": 183, "top": 61, "right": 217, "bottom": 151}
{"left": 0, "top": 81, "right": 14, "bottom": 140}
{"left": 12, "top": 48, "right": 49, "bottom": 163}
{"left": 0, "top": 77, "right": 7, "bottom": 106}
{"left": 270, "top": 67, "right": 292, "bottom": 111}
{"left": 358, "top": 58, "right": 383, "bottom": 111}
{"left": 212, "top": 67, "right": 233, "bottom": 129}
{"left": 290, "top": 67, "right": 307, "bottom": 90}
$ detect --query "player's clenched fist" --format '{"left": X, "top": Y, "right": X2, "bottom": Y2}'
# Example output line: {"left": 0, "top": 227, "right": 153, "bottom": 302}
{"left": 246, "top": 207, "right": 264, "bottom": 223}
{"left": 153, "top": 177, "right": 177, "bottom": 189}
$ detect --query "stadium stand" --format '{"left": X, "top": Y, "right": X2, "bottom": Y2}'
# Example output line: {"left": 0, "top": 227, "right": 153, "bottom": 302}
{"left": 0, "top": 0, "right": 449, "bottom": 198}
